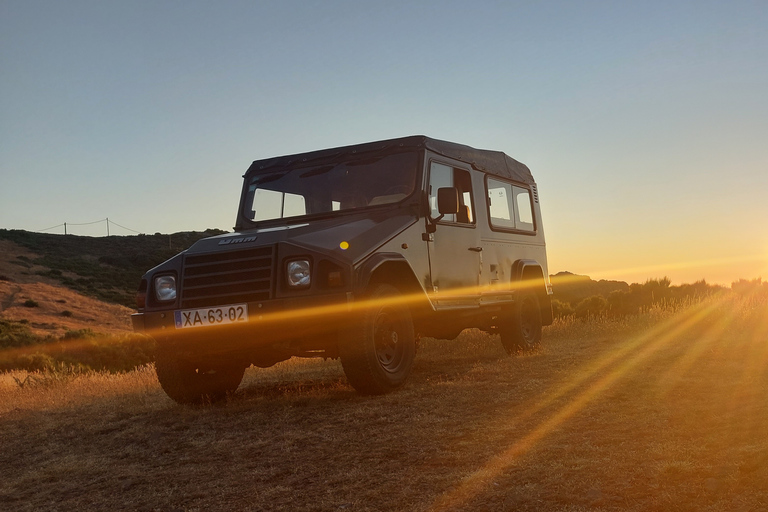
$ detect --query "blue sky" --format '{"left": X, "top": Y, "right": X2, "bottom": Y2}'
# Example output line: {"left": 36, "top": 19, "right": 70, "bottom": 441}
{"left": 1, "top": 0, "right": 767, "bottom": 284}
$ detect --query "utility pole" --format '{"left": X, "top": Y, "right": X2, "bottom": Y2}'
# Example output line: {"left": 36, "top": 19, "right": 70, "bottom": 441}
{"left": 64, "top": 222, "right": 67, "bottom": 235}
{"left": 106, "top": 218, "right": 110, "bottom": 236}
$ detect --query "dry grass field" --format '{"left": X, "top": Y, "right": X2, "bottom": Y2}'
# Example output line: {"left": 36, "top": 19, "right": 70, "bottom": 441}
{"left": 1, "top": 294, "right": 767, "bottom": 511}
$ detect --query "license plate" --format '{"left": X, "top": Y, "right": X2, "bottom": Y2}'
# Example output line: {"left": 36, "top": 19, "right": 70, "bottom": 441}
{"left": 174, "top": 304, "right": 249, "bottom": 329}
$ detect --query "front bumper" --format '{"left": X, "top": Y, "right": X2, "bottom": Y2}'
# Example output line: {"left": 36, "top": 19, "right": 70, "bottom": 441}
{"left": 132, "top": 292, "right": 353, "bottom": 351}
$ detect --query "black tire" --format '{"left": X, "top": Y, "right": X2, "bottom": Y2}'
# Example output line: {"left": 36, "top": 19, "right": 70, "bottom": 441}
{"left": 340, "top": 284, "right": 416, "bottom": 395}
{"left": 155, "top": 349, "right": 245, "bottom": 405}
{"left": 500, "top": 290, "right": 542, "bottom": 354}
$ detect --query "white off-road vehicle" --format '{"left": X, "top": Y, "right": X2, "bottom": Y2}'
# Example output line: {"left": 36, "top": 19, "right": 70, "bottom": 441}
{"left": 133, "top": 136, "right": 553, "bottom": 403}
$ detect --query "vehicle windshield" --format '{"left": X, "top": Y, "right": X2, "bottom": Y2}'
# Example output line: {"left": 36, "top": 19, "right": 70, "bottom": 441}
{"left": 243, "top": 151, "right": 419, "bottom": 222}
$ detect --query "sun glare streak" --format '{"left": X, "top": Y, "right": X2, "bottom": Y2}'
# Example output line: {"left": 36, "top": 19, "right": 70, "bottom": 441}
{"left": 653, "top": 303, "right": 737, "bottom": 395}
{"left": 427, "top": 297, "right": 728, "bottom": 511}
{"left": 479, "top": 298, "right": 728, "bottom": 432}
{"left": 733, "top": 300, "right": 768, "bottom": 410}
{"left": 0, "top": 281, "right": 546, "bottom": 362}
{"left": 0, "top": 335, "right": 131, "bottom": 360}
{"left": 134, "top": 280, "right": 549, "bottom": 340}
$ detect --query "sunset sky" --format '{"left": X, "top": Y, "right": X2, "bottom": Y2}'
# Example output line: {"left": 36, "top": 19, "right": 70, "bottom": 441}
{"left": 1, "top": 1, "right": 766, "bottom": 286}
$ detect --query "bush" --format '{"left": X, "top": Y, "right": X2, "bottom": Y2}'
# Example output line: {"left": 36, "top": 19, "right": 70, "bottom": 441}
{"left": 0, "top": 320, "right": 46, "bottom": 348}
{"left": 575, "top": 295, "right": 608, "bottom": 319}
{"left": 607, "top": 289, "right": 637, "bottom": 317}
{"left": 11, "top": 353, "right": 57, "bottom": 372}
{"left": 23, "top": 299, "right": 39, "bottom": 308}
{"left": 61, "top": 328, "right": 96, "bottom": 340}
{"left": 732, "top": 278, "right": 767, "bottom": 297}
{"left": 60, "top": 310, "right": 73, "bottom": 317}
{"left": 551, "top": 299, "right": 574, "bottom": 318}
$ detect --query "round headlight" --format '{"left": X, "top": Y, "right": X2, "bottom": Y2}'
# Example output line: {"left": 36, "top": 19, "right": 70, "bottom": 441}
{"left": 154, "top": 275, "right": 177, "bottom": 301}
{"left": 286, "top": 260, "right": 311, "bottom": 288}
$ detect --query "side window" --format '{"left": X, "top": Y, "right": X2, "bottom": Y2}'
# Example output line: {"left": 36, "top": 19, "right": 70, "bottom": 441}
{"left": 487, "top": 180, "right": 515, "bottom": 229}
{"left": 487, "top": 178, "right": 535, "bottom": 232}
{"left": 429, "top": 162, "right": 474, "bottom": 224}
{"left": 513, "top": 186, "right": 534, "bottom": 231}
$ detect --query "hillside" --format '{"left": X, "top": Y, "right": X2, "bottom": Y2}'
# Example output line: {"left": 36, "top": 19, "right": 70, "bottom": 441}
{"left": 0, "top": 229, "right": 225, "bottom": 308}
{"left": 0, "top": 229, "right": 224, "bottom": 369}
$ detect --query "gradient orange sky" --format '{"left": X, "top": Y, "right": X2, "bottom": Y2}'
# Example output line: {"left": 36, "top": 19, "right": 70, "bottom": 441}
{"left": 1, "top": 2, "right": 766, "bottom": 286}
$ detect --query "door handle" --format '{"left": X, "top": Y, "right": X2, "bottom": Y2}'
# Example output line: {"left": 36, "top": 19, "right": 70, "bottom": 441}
{"left": 468, "top": 247, "right": 483, "bottom": 252}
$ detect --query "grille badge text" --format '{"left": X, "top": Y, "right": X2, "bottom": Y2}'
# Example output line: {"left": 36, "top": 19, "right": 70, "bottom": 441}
{"left": 218, "top": 236, "right": 257, "bottom": 246}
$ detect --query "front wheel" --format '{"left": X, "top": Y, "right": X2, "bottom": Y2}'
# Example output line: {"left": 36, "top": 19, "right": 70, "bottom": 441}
{"left": 340, "top": 284, "right": 416, "bottom": 395}
{"left": 500, "top": 291, "right": 542, "bottom": 354}
{"left": 155, "top": 348, "right": 245, "bottom": 405}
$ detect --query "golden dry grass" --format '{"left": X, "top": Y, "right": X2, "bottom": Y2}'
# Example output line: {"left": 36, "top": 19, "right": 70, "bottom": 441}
{"left": 1, "top": 295, "right": 767, "bottom": 511}
{"left": 0, "top": 238, "right": 134, "bottom": 337}
{"left": 0, "top": 280, "right": 134, "bottom": 338}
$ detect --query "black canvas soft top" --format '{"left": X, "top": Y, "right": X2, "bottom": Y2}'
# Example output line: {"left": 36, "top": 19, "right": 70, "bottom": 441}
{"left": 245, "top": 135, "right": 535, "bottom": 185}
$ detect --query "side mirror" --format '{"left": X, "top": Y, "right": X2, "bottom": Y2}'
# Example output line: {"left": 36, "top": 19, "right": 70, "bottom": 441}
{"left": 437, "top": 187, "right": 459, "bottom": 215}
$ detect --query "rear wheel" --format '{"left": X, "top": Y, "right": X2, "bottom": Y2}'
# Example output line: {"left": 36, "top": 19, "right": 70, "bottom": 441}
{"left": 340, "top": 284, "right": 416, "bottom": 395}
{"left": 155, "top": 348, "right": 245, "bottom": 405}
{"left": 500, "top": 291, "right": 542, "bottom": 354}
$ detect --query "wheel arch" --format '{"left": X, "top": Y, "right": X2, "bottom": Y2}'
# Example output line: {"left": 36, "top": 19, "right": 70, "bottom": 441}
{"left": 356, "top": 253, "right": 433, "bottom": 329}
{"left": 357, "top": 253, "right": 423, "bottom": 293}
{"left": 511, "top": 259, "right": 553, "bottom": 326}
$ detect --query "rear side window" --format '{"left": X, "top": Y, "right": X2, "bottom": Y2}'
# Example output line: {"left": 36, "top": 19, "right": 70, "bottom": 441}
{"left": 487, "top": 178, "right": 535, "bottom": 232}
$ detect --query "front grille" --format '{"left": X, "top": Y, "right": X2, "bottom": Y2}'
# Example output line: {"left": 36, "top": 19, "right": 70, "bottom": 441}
{"left": 180, "top": 246, "right": 274, "bottom": 308}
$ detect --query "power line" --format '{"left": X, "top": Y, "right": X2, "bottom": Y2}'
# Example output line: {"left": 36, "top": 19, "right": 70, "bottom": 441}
{"left": 37, "top": 223, "right": 66, "bottom": 232}
{"left": 67, "top": 218, "right": 107, "bottom": 226}
{"left": 30, "top": 218, "right": 145, "bottom": 236}
{"left": 108, "top": 219, "right": 142, "bottom": 234}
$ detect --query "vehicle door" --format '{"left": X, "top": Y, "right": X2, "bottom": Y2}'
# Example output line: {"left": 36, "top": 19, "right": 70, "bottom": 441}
{"left": 425, "top": 160, "right": 482, "bottom": 307}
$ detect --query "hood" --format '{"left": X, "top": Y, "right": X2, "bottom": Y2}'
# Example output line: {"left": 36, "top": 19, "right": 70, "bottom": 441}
{"left": 185, "top": 209, "right": 418, "bottom": 264}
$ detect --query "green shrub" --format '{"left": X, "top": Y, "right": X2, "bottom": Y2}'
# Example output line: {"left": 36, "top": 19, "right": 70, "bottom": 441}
{"left": 551, "top": 299, "right": 574, "bottom": 318}
{"left": 23, "top": 299, "right": 39, "bottom": 308}
{"left": 13, "top": 353, "right": 57, "bottom": 372}
{"left": 61, "top": 328, "right": 96, "bottom": 340}
{"left": 575, "top": 295, "right": 608, "bottom": 319}
{"left": 0, "top": 319, "right": 46, "bottom": 348}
